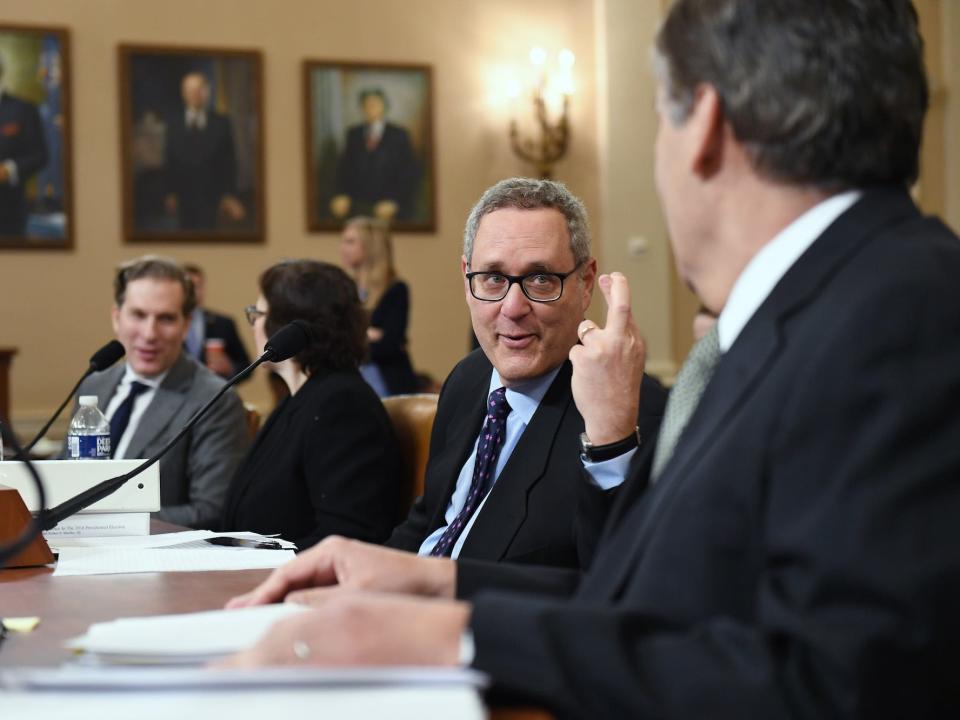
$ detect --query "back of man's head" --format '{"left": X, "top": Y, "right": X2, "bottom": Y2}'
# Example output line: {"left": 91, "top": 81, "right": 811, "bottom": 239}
{"left": 463, "top": 178, "right": 590, "bottom": 268}
{"left": 114, "top": 255, "right": 196, "bottom": 317}
{"left": 654, "top": 0, "right": 927, "bottom": 191}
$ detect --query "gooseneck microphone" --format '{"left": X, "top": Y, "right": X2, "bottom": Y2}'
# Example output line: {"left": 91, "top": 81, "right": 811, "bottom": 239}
{"left": 19, "top": 340, "right": 126, "bottom": 456}
{"left": 38, "top": 321, "right": 311, "bottom": 530}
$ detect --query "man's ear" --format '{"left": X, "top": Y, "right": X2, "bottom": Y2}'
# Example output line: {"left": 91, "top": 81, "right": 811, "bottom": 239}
{"left": 688, "top": 84, "right": 726, "bottom": 179}
{"left": 111, "top": 305, "right": 121, "bottom": 335}
{"left": 580, "top": 258, "right": 598, "bottom": 312}
{"left": 461, "top": 255, "right": 470, "bottom": 297}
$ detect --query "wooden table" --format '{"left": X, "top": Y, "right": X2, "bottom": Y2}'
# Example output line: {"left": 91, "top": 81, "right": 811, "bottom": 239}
{"left": 0, "top": 525, "right": 551, "bottom": 719}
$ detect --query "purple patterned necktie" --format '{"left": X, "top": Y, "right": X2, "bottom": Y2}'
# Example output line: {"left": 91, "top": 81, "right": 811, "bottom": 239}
{"left": 430, "top": 387, "right": 512, "bottom": 557}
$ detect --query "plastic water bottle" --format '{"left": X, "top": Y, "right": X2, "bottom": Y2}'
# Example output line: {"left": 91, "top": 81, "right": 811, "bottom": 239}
{"left": 66, "top": 396, "right": 111, "bottom": 460}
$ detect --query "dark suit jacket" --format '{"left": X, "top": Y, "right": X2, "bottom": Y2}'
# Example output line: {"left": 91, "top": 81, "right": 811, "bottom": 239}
{"left": 164, "top": 111, "right": 237, "bottom": 230}
{"left": 368, "top": 281, "right": 417, "bottom": 396}
{"left": 220, "top": 368, "right": 402, "bottom": 550}
{"left": 0, "top": 92, "right": 47, "bottom": 235}
{"left": 337, "top": 122, "right": 418, "bottom": 219}
{"left": 387, "top": 350, "right": 667, "bottom": 569}
{"left": 198, "top": 308, "right": 252, "bottom": 378}
{"left": 468, "top": 188, "right": 960, "bottom": 718}
{"left": 71, "top": 354, "right": 250, "bottom": 529}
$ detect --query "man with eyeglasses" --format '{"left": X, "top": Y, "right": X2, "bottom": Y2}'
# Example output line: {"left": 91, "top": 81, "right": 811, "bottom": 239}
{"left": 378, "top": 178, "right": 666, "bottom": 570}
{"left": 67, "top": 255, "right": 249, "bottom": 529}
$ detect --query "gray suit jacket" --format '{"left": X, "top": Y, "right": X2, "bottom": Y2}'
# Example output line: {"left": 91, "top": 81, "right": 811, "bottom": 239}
{"left": 69, "top": 353, "right": 249, "bottom": 529}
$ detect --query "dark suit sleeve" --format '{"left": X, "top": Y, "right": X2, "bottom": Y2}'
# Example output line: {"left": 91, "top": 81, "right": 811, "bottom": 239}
{"left": 468, "top": 273, "right": 960, "bottom": 718}
{"left": 574, "top": 374, "right": 667, "bottom": 569}
{"left": 293, "top": 380, "right": 400, "bottom": 549}
{"left": 369, "top": 282, "right": 410, "bottom": 364}
{"left": 456, "top": 558, "right": 580, "bottom": 601}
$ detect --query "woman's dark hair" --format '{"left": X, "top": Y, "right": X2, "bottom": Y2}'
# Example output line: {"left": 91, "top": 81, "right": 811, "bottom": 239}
{"left": 259, "top": 260, "right": 366, "bottom": 374}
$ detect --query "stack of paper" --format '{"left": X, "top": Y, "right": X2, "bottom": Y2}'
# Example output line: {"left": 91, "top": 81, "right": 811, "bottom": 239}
{"left": 51, "top": 531, "right": 297, "bottom": 576}
{"left": 65, "top": 603, "right": 307, "bottom": 665}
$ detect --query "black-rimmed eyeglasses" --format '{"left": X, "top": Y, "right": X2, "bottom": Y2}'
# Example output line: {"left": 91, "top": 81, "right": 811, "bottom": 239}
{"left": 465, "top": 263, "right": 582, "bottom": 303}
{"left": 244, "top": 305, "right": 267, "bottom": 326}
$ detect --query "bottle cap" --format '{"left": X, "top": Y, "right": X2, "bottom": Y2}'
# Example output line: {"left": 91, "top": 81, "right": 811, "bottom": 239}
{"left": 78, "top": 396, "right": 99, "bottom": 407}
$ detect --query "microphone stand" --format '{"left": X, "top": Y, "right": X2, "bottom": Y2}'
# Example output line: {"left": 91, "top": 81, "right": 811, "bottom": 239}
{"left": 0, "top": 320, "right": 308, "bottom": 564}
{"left": 40, "top": 354, "right": 268, "bottom": 530}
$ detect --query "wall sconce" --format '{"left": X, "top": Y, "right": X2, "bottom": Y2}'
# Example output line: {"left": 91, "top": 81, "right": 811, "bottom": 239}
{"left": 508, "top": 47, "right": 575, "bottom": 179}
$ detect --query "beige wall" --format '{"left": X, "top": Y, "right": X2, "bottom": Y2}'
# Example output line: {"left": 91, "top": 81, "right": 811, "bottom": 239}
{"left": 0, "top": 0, "right": 601, "bottom": 431}
{"left": 4, "top": 0, "right": 956, "bottom": 432}
{"left": 593, "top": 0, "right": 677, "bottom": 378}
{"left": 942, "top": 0, "right": 960, "bottom": 233}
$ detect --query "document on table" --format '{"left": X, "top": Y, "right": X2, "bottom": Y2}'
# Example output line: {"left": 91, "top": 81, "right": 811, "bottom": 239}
{"left": 51, "top": 531, "right": 296, "bottom": 576}
{"left": 65, "top": 603, "right": 309, "bottom": 664}
{"left": 0, "top": 686, "right": 487, "bottom": 720}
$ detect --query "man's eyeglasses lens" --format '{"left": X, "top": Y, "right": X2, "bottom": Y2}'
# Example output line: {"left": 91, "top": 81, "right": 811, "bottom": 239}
{"left": 470, "top": 272, "right": 566, "bottom": 302}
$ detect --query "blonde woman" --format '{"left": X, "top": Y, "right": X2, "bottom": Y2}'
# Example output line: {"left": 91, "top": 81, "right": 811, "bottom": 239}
{"left": 340, "top": 216, "right": 417, "bottom": 396}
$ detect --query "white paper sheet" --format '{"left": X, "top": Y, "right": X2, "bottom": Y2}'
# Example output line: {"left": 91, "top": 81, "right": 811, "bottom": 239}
{"left": 1, "top": 666, "right": 488, "bottom": 691}
{"left": 0, "top": 686, "right": 486, "bottom": 720}
{"left": 53, "top": 545, "right": 295, "bottom": 576}
{"left": 65, "top": 603, "right": 308, "bottom": 663}
{"left": 50, "top": 530, "right": 295, "bottom": 550}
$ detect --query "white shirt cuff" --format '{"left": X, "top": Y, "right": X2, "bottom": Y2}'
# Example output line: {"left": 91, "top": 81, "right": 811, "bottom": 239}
{"left": 582, "top": 446, "right": 637, "bottom": 490}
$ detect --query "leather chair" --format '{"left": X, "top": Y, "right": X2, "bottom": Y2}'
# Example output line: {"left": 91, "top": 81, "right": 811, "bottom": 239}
{"left": 381, "top": 393, "right": 438, "bottom": 518}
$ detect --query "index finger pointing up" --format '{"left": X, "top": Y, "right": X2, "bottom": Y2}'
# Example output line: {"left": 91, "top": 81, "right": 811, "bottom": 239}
{"left": 600, "top": 272, "right": 633, "bottom": 333}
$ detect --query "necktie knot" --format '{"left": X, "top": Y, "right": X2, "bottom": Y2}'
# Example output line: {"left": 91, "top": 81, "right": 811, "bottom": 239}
{"left": 128, "top": 381, "right": 149, "bottom": 399}
{"left": 487, "top": 387, "right": 511, "bottom": 424}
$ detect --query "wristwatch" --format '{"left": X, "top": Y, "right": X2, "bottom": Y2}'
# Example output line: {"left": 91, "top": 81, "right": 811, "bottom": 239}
{"left": 579, "top": 426, "right": 641, "bottom": 463}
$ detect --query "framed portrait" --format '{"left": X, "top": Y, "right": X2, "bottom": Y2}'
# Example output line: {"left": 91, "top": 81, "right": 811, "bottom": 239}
{"left": 304, "top": 60, "right": 435, "bottom": 233}
{"left": 0, "top": 24, "right": 72, "bottom": 250}
{"left": 119, "top": 44, "right": 264, "bottom": 243}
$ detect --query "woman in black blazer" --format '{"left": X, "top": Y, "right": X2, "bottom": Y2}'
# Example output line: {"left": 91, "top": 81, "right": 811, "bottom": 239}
{"left": 340, "top": 216, "right": 418, "bottom": 396}
{"left": 220, "top": 260, "right": 401, "bottom": 550}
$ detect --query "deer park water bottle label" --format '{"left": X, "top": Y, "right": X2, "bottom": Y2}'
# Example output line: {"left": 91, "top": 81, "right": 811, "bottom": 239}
{"left": 68, "top": 434, "right": 111, "bottom": 459}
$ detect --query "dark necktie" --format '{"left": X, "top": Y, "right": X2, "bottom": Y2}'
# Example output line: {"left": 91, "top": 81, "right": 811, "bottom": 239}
{"left": 109, "top": 381, "right": 149, "bottom": 458}
{"left": 430, "top": 387, "right": 512, "bottom": 557}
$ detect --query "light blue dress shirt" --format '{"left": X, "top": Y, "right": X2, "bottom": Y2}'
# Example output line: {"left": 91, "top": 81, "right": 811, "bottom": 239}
{"left": 418, "top": 364, "right": 630, "bottom": 557}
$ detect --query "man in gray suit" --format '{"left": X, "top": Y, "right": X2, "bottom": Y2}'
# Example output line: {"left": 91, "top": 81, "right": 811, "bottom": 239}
{"left": 71, "top": 256, "right": 249, "bottom": 528}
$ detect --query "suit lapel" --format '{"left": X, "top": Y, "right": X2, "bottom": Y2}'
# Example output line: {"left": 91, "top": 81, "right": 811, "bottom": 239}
{"left": 125, "top": 355, "right": 193, "bottom": 458}
{"left": 424, "top": 362, "right": 489, "bottom": 532}
{"left": 460, "top": 362, "right": 574, "bottom": 561}
{"left": 580, "top": 188, "right": 921, "bottom": 602}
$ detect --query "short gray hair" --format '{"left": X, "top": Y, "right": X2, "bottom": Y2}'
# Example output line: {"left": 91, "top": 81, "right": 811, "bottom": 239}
{"left": 462, "top": 178, "right": 590, "bottom": 266}
{"left": 653, "top": 0, "right": 927, "bottom": 190}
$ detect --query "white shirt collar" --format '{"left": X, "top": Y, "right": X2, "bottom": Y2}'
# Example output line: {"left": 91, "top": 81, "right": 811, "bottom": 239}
{"left": 120, "top": 363, "right": 169, "bottom": 390}
{"left": 367, "top": 119, "right": 385, "bottom": 140}
{"left": 716, "top": 190, "right": 862, "bottom": 352}
{"left": 185, "top": 108, "right": 207, "bottom": 129}
{"left": 488, "top": 364, "right": 561, "bottom": 426}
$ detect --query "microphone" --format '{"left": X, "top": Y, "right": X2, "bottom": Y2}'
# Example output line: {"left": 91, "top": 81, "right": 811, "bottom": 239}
{"left": 38, "top": 322, "right": 311, "bottom": 530}
{"left": 18, "top": 340, "right": 127, "bottom": 456}
{"left": 88, "top": 340, "right": 126, "bottom": 372}
{"left": 263, "top": 319, "right": 311, "bottom": 363}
